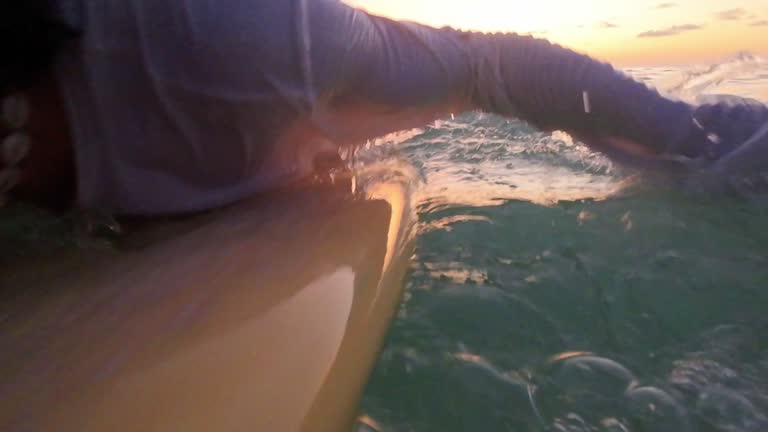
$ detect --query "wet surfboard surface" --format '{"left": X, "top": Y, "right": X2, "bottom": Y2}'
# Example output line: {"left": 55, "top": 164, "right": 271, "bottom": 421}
{"left": 0, "top": 183, "right": 415, "bottom": 431}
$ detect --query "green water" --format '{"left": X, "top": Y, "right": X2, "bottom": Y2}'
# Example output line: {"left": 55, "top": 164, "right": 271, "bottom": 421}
{"left": 361, "top": 192, "right": 768, "bottom": 431}
{"left": 358, "top": 63, "right": 768, "bottom": 431}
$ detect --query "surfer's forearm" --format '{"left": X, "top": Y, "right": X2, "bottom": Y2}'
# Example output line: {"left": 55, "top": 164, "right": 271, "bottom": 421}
{"left": 463, "top": 33, "right": 694, "bottom": 150}
{"left": 309, "top": 1, "right": 703, "bottom": 159}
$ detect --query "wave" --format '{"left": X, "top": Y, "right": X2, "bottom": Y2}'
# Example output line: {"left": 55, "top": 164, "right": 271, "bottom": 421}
{"left": 663, "top": 52, "right": 768, "bottom": 102}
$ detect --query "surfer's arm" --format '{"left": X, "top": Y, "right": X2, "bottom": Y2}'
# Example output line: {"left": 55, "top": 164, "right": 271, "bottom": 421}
{"left": 308, "top": 0, "right": 710, "bottom": 165}
{"left": 306, "top": 0, "right": 475, "bottom": 143}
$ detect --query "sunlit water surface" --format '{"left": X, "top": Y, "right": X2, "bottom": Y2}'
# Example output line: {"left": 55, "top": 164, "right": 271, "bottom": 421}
{"left": 356, "top": 54, "right": 768, "bottom": 432}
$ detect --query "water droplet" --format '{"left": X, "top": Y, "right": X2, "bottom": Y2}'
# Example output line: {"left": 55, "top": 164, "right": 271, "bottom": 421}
{"left": 621, "top": 211, "right": 633, "bottom": 231}
{"left": 578, "top": 211, "right": 596, "bottom": 224}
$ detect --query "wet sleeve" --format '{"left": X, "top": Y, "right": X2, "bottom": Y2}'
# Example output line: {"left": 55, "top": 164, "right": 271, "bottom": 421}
{"left": 306, "top": 0, "right": 474, "bottom": 108}
{"left": 306, "top": 0, "right": 702, "bottom": 160}
{"left": 463, "top": 33, "right": 697, "bottom": 155}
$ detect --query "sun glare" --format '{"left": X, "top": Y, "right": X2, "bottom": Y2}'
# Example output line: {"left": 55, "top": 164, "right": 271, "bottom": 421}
{"left": 344, "top": 0, "right": 768, "bottom": 66}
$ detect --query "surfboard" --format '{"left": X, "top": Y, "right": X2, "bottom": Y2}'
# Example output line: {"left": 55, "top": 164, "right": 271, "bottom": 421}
{"left": 0, "top": 182, "right": 415, "bottom": 431}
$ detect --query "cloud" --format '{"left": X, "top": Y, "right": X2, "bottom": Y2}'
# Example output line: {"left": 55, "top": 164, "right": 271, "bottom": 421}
{"left": 716, "top": 8, "right": 747, "bottom": 20}
{"left": 637, "top": 24, "right": 702, "bottom": 38}
{"left": 751, "top": 20, "right": 768, "bottom": 27}
{"left": 655, "top": 2, "right": 677, "bottom": 8}
{"left": 596, "top": 21, "right": 618, "bottom": 29}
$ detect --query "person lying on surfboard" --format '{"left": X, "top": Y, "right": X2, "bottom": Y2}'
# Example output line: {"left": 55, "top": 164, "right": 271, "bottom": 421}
{"left": 2, "top": 0, "right": 767, "bottom": 216}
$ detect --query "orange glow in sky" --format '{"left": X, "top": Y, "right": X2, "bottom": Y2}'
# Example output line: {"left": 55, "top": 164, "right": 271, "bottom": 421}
{"left": 345, "top": 0, "right": 768, "bottom": 66}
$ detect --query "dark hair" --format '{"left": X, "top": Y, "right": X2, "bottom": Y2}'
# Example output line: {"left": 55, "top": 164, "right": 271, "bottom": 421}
{"left": 1, "top": 1, "right": 80, "bottom": 95}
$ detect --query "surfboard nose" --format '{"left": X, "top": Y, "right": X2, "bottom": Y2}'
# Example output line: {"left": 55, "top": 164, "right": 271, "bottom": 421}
{"left": 0, "top": 183, "right": 416, "bottom": 432}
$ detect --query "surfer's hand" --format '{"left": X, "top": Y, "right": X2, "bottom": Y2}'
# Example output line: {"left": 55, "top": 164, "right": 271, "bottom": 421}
{"left": 684, "top": 99, "right": 768, "bottom": 175}
{"left": 569, "top": 99, "right": 768, "bottom": 175}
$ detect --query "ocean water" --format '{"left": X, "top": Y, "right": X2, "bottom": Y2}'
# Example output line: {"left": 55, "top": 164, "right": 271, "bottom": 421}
{"left": 355, "top": 55, "right": 768, "bottom": 432}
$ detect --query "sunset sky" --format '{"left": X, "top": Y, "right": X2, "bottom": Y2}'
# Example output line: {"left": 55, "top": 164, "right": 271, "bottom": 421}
{"left": 345, "top": 0, "right": 768, "bottom": 66}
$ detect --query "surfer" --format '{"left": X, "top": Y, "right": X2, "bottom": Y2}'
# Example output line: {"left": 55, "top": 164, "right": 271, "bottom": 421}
{"left": 2, "top": 0, "right": 767, "bottom": 215}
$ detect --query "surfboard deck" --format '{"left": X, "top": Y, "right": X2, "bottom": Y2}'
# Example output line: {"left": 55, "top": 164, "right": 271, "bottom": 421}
{"left": 0, "top": 183, "right": 415, "bottom": 431}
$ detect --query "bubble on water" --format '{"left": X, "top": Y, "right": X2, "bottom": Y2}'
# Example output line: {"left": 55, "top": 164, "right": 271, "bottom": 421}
{"left": 548, "top": 355, "right": 637, "bottom": 392}
{"left": 668, "top": 358, "right": 740, "bottom": 397}
{"left": 551, "top": 413, "right": 594, "bottom": 432}
{"left": 696, "top": 386, "right": 768, "bottom": 431}
{"left": 599, "top": 417, "right": 631, "bottom": 432}
{"left": 533, "top": 354, "right": 637, "bottom": 425}
{"left": 625, "top": 386, "right": 691, "bottom": 432}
